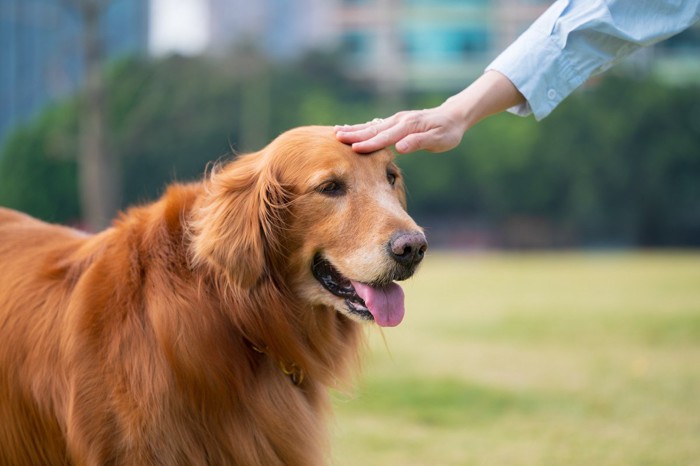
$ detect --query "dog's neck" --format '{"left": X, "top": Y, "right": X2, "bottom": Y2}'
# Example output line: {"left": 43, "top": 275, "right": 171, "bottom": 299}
{"left": 246, "top": 338, "right": 305, "bottom": 386}
{"left": 126, "top": 183, "right": 364, "bottom": 394}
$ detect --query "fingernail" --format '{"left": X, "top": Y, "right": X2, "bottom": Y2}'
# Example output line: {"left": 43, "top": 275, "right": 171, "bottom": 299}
{"left": 396, "top": 141, "right": 408, "bottom": 152}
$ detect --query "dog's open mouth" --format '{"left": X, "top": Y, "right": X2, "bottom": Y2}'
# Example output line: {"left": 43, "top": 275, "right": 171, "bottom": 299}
{"left": 311, "top": 254, "right": 405, "bottom": 327}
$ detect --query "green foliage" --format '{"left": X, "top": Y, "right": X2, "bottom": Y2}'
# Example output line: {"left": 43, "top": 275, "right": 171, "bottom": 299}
{"left": 0, "top": 103, "right": 80, "bottom": 222}
{"left": 0, "top": 51, "right": 698, "bottom": 246}
{"left": 535, "top": 78, "right": 700, "bottom": 245}
{"left": 0, "top": 51, "right": 379, "bottom": 220}
{"left": 399, "top": 77, "right": 700, "bottom": 246}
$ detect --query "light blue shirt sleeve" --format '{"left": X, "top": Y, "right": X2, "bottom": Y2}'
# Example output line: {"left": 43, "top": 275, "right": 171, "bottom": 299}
{"left": 486, "top": 0, "right": 700, "bottom": 120}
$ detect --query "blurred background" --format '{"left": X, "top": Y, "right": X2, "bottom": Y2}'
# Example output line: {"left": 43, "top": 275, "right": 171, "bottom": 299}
{"left": 1, "top": 0, "right": 699, "bottom": 243}
{"left": 1, "top": 1, "right": 699, "bottom": 465}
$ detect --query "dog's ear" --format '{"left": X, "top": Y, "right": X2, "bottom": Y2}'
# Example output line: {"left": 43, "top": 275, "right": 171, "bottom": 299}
{"left": 395, "top": 167, "right": 408, "bottom": 210}
{"left": 190, "top": 153, "right": 289, "bottom": 288}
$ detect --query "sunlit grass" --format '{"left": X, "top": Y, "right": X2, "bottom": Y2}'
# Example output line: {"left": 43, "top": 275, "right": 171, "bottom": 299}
{"left": 332, "top": 252, "right": 700, "bottom": 466}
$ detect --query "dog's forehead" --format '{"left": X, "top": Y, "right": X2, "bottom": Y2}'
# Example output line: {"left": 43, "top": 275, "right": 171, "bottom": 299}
{"left": 276, "top": 126, "right": 394, "bottom": 161}
{"left": 302, "top": 145, "right": 394, "bottom": 183}
{"left": 271, "top": 127, "right": 395, "bottom": 183}
{"left": 311, "top": 142, "right": 393, "bottom": 167}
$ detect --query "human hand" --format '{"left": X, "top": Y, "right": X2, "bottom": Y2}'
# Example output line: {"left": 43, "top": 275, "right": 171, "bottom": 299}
{"left": 335, "top": 71, "right": 525, "bottom": 155}
{"left": 334, "top": 106, "right": 468, "bottom": 154}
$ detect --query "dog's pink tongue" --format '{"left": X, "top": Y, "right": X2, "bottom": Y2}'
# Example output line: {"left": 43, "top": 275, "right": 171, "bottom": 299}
{"left": 350, "top": 281, "right": 405, "bottom": 327}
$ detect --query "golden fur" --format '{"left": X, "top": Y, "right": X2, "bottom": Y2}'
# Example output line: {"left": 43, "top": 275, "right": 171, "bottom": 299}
{"left": 0, "top": 126, "right": 425, "bottom": 465}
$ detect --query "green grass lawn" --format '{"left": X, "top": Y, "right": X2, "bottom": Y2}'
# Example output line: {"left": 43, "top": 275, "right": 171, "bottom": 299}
{"left": 331, "top": 252, "right": 700, "bottom": 466}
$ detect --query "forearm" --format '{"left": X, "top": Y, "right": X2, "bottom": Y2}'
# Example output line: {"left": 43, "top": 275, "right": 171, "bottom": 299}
{"left": 440, "top": 70, "right": 525, "bottom": 132}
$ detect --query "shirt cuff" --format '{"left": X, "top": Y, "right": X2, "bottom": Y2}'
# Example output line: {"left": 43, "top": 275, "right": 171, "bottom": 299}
{"left": 486, "top": 26, "right": 590, "bottom": 121}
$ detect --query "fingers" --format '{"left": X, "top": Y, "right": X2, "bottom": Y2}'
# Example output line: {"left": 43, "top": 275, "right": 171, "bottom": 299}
{"left": 355, "top": 121, "right": 420, "bottom": 153}
{"left": 395, "top": 134, "right": 421, "bottom": 154}
{"left": 395, "top": 131, "right": 437, "bottom": 154}
{"left": 334, "top": 118, "right": 382, "bottom": 135}
{"left": 333, "top": 124, "right": 369, "bottom": 141}
{"left": 397, "top": 127, "right": 463, "bottom": 153}
{"left": 335, "top": 109, "right": 451, "bottom": 154}
{"left": 335, "top": 120, "right": 388, "bottom": 145}
{"left": 335, "top": 117, "right": 402, "bottom": 153}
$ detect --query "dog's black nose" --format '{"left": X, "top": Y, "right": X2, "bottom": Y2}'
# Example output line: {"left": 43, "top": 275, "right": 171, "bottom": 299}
{"left": 388, "top": 231, "right": 427, "bottom": 267}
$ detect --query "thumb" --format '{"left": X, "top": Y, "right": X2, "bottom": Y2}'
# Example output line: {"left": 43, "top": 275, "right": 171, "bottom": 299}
{"left": 395, "top": 133, "right": 426, "bottom": 154}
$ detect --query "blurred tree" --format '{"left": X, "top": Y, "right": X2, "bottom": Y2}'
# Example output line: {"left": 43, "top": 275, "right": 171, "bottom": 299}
{"left": 0, "top": 103, "right": 80, "bottom": 223}
{"left": 531, "top": 78, "right": 700, "bottom": 246}
{"left": 62, "top": 0, "right": 118, "bottom": 231}
{"left": 0, "top": 50, "right": 378, "bottom": 222}
{"left": 398, "top": 77, "right": 700, "bottom": 246}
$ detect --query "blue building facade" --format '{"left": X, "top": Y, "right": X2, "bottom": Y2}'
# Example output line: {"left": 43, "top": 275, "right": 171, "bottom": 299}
{"left": 0, "top": 0, "right": 149, "bottom": 147}
{"left": 337, "top": 0, "right": 551, "bottom": 91}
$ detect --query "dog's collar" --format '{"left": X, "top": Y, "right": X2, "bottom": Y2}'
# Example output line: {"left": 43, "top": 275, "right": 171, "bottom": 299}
{"left": 248, "top": 341, "right": 305, "bottom": 386}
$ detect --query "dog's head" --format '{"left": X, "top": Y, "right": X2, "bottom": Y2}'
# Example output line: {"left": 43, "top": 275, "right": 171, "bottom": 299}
{"left": 191, "top": 126, "right": 426, "bottom": 327}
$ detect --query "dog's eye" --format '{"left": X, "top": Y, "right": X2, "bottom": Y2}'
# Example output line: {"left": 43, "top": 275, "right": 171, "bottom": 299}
{"left": 317, "top": 180, "right": 345, "bottom": 197}
{"left": 387, "top": 171, "right": 397, "bottom": 187}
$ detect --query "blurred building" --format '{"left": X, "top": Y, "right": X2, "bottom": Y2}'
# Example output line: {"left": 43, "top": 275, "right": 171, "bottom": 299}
{"left": 334, "top": 0, "right": 700, "bottom": 91}
{"left": 0, "top": 0, "right": 149, "bottom": 146}
{"left": 205, "top": 0, "right": 700, "bottom": 92}
{"left": 204, "top": 0, "right": 551, "bottom": 91}
{"left": 3, "top": 0, "right": 699, "bottom": 147}
{"left": 335, "top": 0, "right": 553, "bottom": 92}
{"left": 206, "top": 0, "right": 337, "bottom": 59}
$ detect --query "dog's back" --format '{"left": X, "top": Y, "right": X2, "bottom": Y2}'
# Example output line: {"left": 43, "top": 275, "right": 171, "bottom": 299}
{"left": 0, "top": 208, "right": 87, "bottom": 465}
{"left": 0, "top": 187, "right": 330, "bottom": 465}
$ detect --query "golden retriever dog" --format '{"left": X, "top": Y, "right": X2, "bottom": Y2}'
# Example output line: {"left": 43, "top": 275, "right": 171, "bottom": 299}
{"left": 0, "top": 126, "right": 427, "bottom": 465}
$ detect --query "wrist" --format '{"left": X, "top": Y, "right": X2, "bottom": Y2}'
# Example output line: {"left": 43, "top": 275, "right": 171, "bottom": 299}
{"left": 439, "top": 92, "right": 475, "bottom": 134}
{"left": 442, "top": 70, "right": 525, "bottom": 131}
